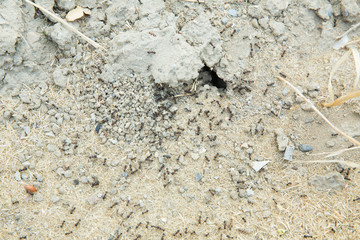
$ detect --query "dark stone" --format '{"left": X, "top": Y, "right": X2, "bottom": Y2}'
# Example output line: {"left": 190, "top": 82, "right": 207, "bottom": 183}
{"left": 298, "top": 144, "right": 313, "bottom": 152}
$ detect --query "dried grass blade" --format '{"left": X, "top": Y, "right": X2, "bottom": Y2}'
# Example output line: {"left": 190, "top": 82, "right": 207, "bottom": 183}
{"left": 351, "top": 47, "right": 360, "bottom": 90}
{"left": 344, "top": 38, "right": 360, "bottom": 47}
{"left": 325, "top": 146, "right": 360, "bottom": 158}
{"left": 337, "top": 22, "right": 360, "bottom": 39}
{"left": 322, "top": 89, "right": 360, "bottom": 107}
{"left": 277, "top": 76, "right": 360, "bottom": 146}
{"left": 328, "top": 50, "right": 351, "bottom": 102}
{"left": 295, "top": 160, "right": 360, "bottom": 168}
{"left": 24, "top": 0, "right": 105, "bottom": 50}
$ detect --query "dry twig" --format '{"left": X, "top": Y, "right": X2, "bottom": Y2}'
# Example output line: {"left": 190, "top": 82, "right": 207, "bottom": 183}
{"left": 24, "top": 0, "right": 105, "bottom": 50}
{"left": 337, "top": 22, "right": 360, "bottom": 40}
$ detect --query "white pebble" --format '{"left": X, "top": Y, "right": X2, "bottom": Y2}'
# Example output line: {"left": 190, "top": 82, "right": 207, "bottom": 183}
{"left": 14, "top": 171, "right": 21, "bottom": 181}
{"left": 51, "top": 195, "right": 61, "bottom": 203}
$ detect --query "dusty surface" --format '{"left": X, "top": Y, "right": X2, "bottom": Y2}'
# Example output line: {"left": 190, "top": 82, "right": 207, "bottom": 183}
{"left": 1, "top": 0, "right": 360, "bottom": 239}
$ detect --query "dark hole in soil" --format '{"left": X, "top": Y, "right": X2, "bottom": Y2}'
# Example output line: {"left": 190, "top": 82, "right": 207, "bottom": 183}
{"left": 202, "top": 66, "right": 226, "bottom": 89}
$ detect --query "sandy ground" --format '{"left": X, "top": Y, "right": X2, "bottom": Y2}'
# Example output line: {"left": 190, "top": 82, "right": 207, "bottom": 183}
{"left": 1, "top": 0, "right": 360, "bottom": 239}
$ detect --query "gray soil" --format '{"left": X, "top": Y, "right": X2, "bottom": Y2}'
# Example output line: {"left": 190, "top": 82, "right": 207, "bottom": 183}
{"left": 1, "top": 0, "right": 360, "bottom": 239}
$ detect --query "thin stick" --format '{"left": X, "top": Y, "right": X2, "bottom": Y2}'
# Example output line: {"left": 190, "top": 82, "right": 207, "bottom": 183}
{"left": 277, "top": 76, "right": 360, "bottom": 146}
{"left": 24, "top": 0, "right": 105, "bottom": 50}
{"left": 337, "top": 22, "right": 360, "bottom": 39}
{"left": 294, "top": 160, "right": 360, "bottom": 168}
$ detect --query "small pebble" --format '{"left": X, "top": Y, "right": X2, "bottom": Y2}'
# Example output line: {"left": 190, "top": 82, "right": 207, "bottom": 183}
{"left": 51, "top": 195, "right": 61, "bottom": 203}
{"left": 221, "top": 17, "right": 229, "bottom": 25}
{"left": 58, "top": 186, "right": 66, "bottom": 194}
{"left": 305, "top": 117, "right": 314, "bottom": 123}
{"left": 95, "top": 123, "right": 102, "bottom": 133}
{"left": 80, "top": 176, "right": 88, "bottom": 184}
{"left": 228, "top": 9, "right": 238, "bottom": 17}
{"left": 110, "top": 188, "right": 117, "bottom": 195}
{"left": 251, "top": 18, "right": 259, "bottom": 28}
{"left": 33, "top": 193, "right": 44, "bottom": 202}
{"left": 263, "top": 210, "right": 272, "bottom": 218}
{"left": 298, "top": 144, "right": 313, "bottom": 152}
{"left": 282, "top": 88, "right": 289, "bottom": 96}
{"left": 14, "top": 171, "right": 21, "bottom": 181}
{"left": 111, "top": 160, "right": 120, "bottom": 167}
{"left": 73, "top": 179, "right": 79, "bottom": 185}
{"left": 22, "top": 161, "right": 31, "bottom": 168}
{"left": 191, "top": 153, "right": 199, "bottom": 160}
{"left": 195, "top": 172, "right": 202, "bottom": 182}
{"left": 246, "top": 188, "right": 254, "bottom": 197}
{"left": 326, "top": 140, "right": 335, "bottom": 148}
{"left": 230, "top": 191, "right": 238, "bottom": 200}
{"left": 300, "top": 103, "right": 314, "bottom": 112}
{"left": 56, "top": 168, "right": 65, "bottom": 176}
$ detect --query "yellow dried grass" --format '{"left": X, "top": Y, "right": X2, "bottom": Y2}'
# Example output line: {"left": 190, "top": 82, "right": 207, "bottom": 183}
{"left": 323, "top": 44, "right": 360, "bottom": 107}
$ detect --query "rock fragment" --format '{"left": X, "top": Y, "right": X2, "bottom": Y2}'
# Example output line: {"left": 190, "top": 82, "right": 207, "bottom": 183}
{"left": 284, "top": 146, "right": 294, "bottom": 161}
{"left": 251, "top": 161, "right": 269, "bottom": 172}
{"left": 275, "top": 128, "right": 289, "bottom": 152}
{"left": 56, "top": 0, "right": 75, "bottom": 10}
{"left": 305, "top": 0, "right": 333, "bottom": 20}
{"left": 227, "top": 9, "right": 238, "bottom": 17}
{"left": 341, "top": 0, "right": 360, "bottom": 23}
{"left": 264, "top": 0, "right": 289, "bottom": 16}
{"left": 269, "top": 20, "right": 285, "bottom": 36}
{"left": 309, "top": 172, "right": 345, "bottom": 191}
{"left": 52, "top": 68, "right": 68, "bottom": 88}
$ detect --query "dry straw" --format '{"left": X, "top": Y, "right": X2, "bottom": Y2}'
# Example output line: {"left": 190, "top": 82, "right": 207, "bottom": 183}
{"left": 277, "top": 76, "right": 360, "bottom": 147}
{"left": 323, "top": 35, "right": 360, "bottom": 107}
{"left": 24, "top": 0, "right": 105, "bottom": 50}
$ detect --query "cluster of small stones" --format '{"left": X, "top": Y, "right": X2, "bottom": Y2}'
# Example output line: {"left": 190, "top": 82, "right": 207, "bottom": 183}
{"left": 77, "top": 76, "right": 180, "bottom": 147}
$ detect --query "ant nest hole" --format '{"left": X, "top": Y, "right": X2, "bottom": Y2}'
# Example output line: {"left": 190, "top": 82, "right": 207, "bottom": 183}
{"left": 198, "top": 65, "right": 227, "bottom": 90}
